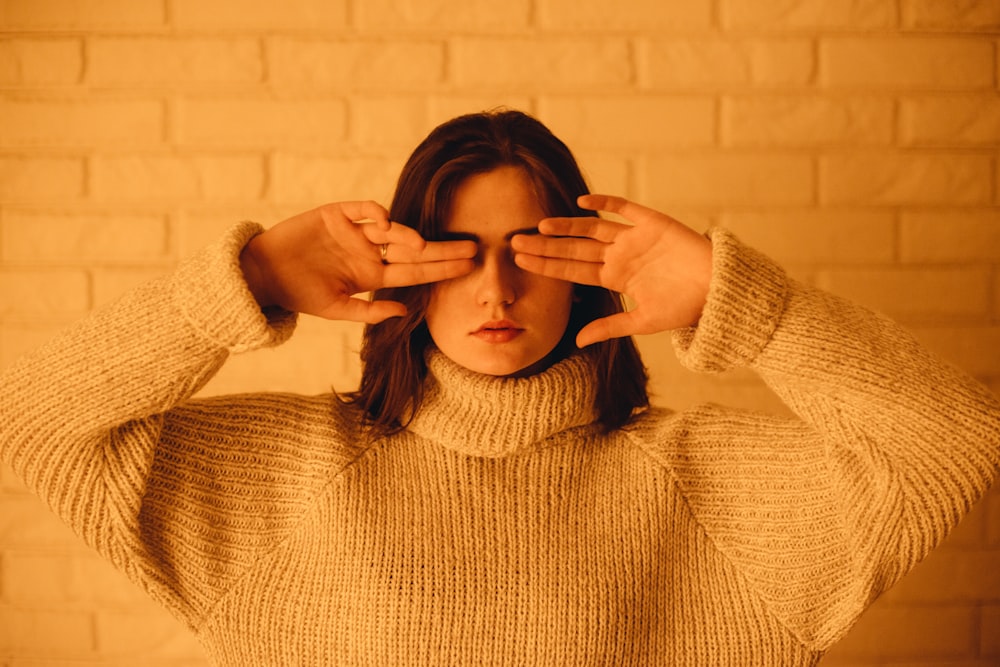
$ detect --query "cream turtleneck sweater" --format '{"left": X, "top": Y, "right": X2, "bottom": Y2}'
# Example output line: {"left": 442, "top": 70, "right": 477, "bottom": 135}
{"left": 1, "top": 222, "right": 998, "bottom": 666}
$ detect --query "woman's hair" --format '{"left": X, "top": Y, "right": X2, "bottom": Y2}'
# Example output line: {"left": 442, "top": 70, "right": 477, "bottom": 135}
{"left": 348, "top": 109, "right": 648, "bottom": 434}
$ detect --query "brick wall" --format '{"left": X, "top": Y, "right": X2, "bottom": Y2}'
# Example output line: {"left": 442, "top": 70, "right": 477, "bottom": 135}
{"left": 0, "top": 0, "right": 998, "bottom": 664}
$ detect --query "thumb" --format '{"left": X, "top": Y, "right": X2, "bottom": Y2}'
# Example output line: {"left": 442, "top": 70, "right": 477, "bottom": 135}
{"left": 575, "top": 311, "right": 638, "bottom": 348}
{"left": 315, "top": 297, "right": 407, "bottom": 323}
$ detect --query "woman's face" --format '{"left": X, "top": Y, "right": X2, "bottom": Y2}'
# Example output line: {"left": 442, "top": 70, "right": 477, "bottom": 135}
{"left": 424, "top": 166, "right": 575, "bottom": 377}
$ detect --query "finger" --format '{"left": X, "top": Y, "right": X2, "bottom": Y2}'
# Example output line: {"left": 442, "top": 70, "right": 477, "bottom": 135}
{"left": 537, "top": 216, "right": 626, "bottom": 243}
{"left": 576, "top": 312, "right": 641, "bottom": 348}
{"left": 363, "top": 300, "right": 408, "bottom": 323}
{"left": 511, "top": 233, "right": 606, "bottom": 263}
{"left": 340, "top": 200, "right": 391, "bottom": 231}
{"left": 362, "top": 221, "right": 428, "bottom": 252}
{"left": 385, "top": 222, "right": 427, "bottom": 250}
{"left": 381, "top": 258, "right": 475, "bottom": 288}
{"left": 385, "top": 239, "right": 477, "bottom": 264}
{"left": 577, "top": 193, "right": 626, "bottom": 213}
{"left": 513, "top": 253, "right": 603, "bottom": 286}
{"left": 315, "top": 296, "right": 406, "bottom": 324}
{"left": 577, "top": 194, "right": 659, "bottom": 225}
{"left": 320, "top": 202, "right": 392, "bottom": 242}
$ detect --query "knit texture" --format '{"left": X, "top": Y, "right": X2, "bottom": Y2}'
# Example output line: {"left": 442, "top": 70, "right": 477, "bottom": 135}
{"left": 2, "top": 223, "right": 998, "bottom": 666}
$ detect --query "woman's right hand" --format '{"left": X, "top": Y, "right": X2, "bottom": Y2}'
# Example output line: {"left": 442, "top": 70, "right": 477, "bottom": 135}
{"left": 239, "top": 201, "right": 476, "bottom": 323}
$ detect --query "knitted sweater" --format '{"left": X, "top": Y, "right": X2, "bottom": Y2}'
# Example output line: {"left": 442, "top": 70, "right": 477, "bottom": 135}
{"left": 2, "top": 222, "right": 998, "bottom": 667}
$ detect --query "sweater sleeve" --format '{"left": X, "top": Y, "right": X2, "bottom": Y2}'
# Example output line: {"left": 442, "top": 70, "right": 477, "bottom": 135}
{"left": 641, "top": 228, "right": 1000, "bottom": 651}
{"left": 0, "top": 221, "right": 299, "bottom": 625}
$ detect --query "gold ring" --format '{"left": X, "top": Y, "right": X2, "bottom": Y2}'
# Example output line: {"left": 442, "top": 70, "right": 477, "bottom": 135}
{"left": 380, "top": 243, "right": 389, "bottom": 265}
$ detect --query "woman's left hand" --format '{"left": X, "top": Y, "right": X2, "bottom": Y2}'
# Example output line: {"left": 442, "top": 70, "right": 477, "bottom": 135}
{"left": 511, "top": 194, "right": 713, "bottom": 348}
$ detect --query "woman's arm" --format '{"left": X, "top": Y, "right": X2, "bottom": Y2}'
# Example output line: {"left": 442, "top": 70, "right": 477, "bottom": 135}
{"left": 0, "top": 203, "right": 475, "bottom": 624}
{"left": 671, "top": 228, "right": 1000, "bottom": 648}
{"left": 0, "top": 220, "right": 292, "bottom": 621}
{"left": 514, "top": 197, "right": 1000, "bottom": 649}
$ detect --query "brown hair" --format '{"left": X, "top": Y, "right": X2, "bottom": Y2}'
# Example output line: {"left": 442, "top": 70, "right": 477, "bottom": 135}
{"left": 348, "top": 109, "right": 648, "bottom": 433}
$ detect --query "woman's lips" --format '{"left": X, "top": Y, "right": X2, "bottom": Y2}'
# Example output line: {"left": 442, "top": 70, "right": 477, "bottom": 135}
{"left": 471, "top": 320, "right": 524, "bottom": 343}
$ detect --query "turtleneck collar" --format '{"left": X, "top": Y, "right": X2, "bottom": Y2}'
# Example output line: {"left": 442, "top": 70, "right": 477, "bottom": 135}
{"left": 405, "top": 349, "right": 599, "bottom": 458}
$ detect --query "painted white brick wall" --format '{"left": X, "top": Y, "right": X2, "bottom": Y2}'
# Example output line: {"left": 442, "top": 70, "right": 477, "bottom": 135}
{"left": 1, "top": 0, "right": 998, "bottom": 663}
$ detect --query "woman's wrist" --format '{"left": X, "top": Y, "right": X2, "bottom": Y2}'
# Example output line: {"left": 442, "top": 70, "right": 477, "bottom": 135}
{"left": 239, "top": 236, "right": 275, "bottom": 310}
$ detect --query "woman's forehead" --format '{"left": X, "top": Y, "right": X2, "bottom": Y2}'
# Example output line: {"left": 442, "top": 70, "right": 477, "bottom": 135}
{"left": 444, "top": 166, "right": 546, "bottom": 237}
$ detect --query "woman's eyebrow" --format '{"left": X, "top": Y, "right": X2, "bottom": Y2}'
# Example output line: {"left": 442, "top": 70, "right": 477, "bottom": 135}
{"left": 437, "top": 227, "right": 539, "bottom": 243}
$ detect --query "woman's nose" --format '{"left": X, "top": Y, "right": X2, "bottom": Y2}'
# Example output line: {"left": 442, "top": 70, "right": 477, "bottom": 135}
{"left": 475, "top": 252, "right": 517, "bottom": 306}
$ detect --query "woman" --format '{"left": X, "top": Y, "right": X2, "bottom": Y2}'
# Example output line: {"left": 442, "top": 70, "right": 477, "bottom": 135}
{"left": 2, "top": 110, "right": 998, "bottom": 666}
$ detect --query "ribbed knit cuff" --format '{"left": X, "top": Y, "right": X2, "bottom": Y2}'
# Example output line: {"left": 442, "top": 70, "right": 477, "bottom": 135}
{"left": 171, "top": 221, "right": 297, "bottom": 353}
{"left": 672, "top": 227, "right": 788, "bottom": 374}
